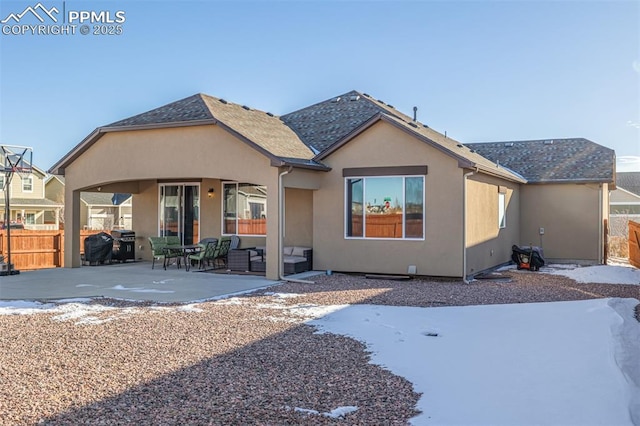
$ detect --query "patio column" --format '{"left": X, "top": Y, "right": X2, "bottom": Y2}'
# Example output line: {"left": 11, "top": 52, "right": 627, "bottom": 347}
{"left": 64, "top": 189, "right": 81, "bottom": 268}
{"left": 265, "top": 169, "right": 281, "bottom": 280}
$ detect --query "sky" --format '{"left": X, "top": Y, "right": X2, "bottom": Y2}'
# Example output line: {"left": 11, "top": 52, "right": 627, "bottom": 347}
{"left": 2, "top": 263, "right": 640, "bottom": 424}
{"left": 0, "top": 0, "right": 639, "bottom": 172}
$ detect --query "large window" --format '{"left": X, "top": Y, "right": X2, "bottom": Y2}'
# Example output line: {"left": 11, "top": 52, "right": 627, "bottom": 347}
{"left": 346, "top": 176, "right": 424, "bottom": 239}
{"left": 223, "top": 182, "right": 267, "bottom": 235}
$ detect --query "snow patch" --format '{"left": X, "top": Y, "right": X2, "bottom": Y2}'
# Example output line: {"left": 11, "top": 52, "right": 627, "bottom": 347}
{"left": 548, "top": 264, "right": 640, "bottom": 285}
{"left": 286, "top": 405, "right": 358, "bottom": 418}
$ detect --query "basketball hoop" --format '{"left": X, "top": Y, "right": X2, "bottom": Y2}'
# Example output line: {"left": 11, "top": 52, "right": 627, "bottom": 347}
{"left": 1, "top": 145, "right": 33, "bottom": 276}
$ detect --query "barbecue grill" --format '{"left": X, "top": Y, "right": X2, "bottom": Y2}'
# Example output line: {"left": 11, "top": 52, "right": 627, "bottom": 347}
{"left": 111, "top": 230, "right": 135, "bottom": 262}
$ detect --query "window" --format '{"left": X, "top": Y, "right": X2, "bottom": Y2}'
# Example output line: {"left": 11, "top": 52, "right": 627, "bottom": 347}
{"left": 611, "top": 204, "right": 640, "bottom": 215}
{"left": 22, "top": 176, "right": 33, "bottom": 192}
{"left": 223, "top": 182, "right": 266, "bottom": 235}
{"left": 498, "top": 192, "right": 506, "bottom": 229}
{"left": 25, "top": 213, "right": 35, "bottom": 225}
{"left": 346, "top": 176, "right": 424, "bottom": 239}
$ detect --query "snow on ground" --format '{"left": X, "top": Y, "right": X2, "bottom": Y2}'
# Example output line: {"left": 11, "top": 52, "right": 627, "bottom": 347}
{"left": 546, "top": 263, "right": 640, "bottom": 285}
{"left": 310, "top": 298, "right": 640, "bottom": 425}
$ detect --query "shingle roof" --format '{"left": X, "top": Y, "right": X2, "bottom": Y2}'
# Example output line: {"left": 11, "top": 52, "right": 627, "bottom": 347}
{"left": 107, "top": 94, "right": 314, "bottom": 161}
{"left": 282, "top": 90, "right": 525, "bottom": 182}
{"left": 80, "top": 192, "right": 130, "bottom": 206}
{"left": 617, "top": 172, "right": 640, "bottom": 195}
{"left": 3, "top": 197, "right": 62, "bottom": 207}
{"left": 465, "top": 138, "right": 615, "bottom": 184}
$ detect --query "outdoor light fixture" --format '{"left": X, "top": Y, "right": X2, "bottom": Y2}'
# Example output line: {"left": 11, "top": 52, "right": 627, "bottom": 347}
{"left": 208, "top": 188, "right": 215, "bottom": 198}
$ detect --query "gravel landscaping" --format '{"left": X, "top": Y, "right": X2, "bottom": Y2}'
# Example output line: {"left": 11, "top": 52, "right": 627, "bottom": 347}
{"left": 0, "top": 269, "right": 638, "bottom": 425}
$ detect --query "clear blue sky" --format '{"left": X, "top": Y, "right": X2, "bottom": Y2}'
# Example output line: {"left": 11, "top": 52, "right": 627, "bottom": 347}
{"left": 1, "top": 0, "right": 639, "bottom": 171}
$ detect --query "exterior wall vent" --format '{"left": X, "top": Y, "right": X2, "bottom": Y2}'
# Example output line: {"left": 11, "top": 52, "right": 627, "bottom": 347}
{"left": 331, "top": 97, "right": 341, "bottom": 103}
{"left": 505, "top": 142, "right": 514, "bottom": 147}
{"left": 544, "top": 140, "right": 554, "bottom": 145}
{"left": 242, "top": 105, "right": 251, "bottom": 110}
{"left": 349, "top": 95, "right": 360, "bottom": 101}
{"left": 266, "top": 112, "right": 274, "bottom": 117}
{"left": 219, "top": 99, "right": 228, "bottom": 104}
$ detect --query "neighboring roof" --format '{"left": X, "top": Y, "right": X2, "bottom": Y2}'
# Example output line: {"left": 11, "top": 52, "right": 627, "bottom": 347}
{"left": 616, "top": 172, "right": 640, "bottom": 196}
{"left": 2, "top": 197, "right": 62, "bottom": 207}
{"left": 465, "top": 139, "right": 615, "bottom": 184}
{"left": 80, "top": 192, "right": 131, "bottom": 206}
{"left": 283, "top": 90, "right": 525, "bottom": 183}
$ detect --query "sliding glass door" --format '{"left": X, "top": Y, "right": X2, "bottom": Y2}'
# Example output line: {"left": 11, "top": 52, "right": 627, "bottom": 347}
{"left": 159, "top": 184, "right": 200, "bottom": 245}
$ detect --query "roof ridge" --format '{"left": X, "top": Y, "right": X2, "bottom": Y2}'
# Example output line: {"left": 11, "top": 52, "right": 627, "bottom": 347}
{"left": 281, "top": 89, "right": 361, "bottom": 117}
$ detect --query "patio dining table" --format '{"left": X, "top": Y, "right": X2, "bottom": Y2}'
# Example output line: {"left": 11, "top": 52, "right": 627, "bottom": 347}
{"left": 163, "top": 244, "right": 202, "bottom": 271}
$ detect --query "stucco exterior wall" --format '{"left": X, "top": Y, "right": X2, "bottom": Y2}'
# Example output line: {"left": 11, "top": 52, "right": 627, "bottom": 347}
{"left": 284, "top": 188, "right": 313, "bottom": 248}
{"left": 465, "top": 174, "right": 520, "bottom": 275}
{"left": 312, "top": 121, "right": 465, "bottom": 277}
{"left": 520, "top": 183, "right": 603, "bottom": 262}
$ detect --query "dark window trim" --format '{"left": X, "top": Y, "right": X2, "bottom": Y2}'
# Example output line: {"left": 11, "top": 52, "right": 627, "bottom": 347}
{"left": 343, "top": 165, "right": 428, "bottom": 178}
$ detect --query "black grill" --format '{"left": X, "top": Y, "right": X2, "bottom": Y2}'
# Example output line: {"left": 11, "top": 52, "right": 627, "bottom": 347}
{"left": 111, "top": 230, "right": 135, "bottom": 262}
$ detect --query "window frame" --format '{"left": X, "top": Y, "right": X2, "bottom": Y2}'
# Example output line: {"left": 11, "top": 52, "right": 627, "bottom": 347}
{"left": 222, "top": 182, "right": 267, "bottom": 237}
{"left": 344, "top": 174, "right": 425, "bottom": 241}
{"left": 22, "top": 175, "right": 33, "bottom": 193}
{"left": 498, "top": 192, "right": 506, "bottom": 229}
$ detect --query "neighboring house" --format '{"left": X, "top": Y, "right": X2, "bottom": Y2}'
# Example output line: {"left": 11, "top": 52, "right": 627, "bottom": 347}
{"left": 45, "top": 175, "right": 132, "bottom": 230}
{"left": 49, "top": 90, "right": 615, "bottom": 279}
{"left": 609, "top": 172, "right": 640, "bottom": 237}
{"left": 1, "top": 164, "right": 62, "bottom": 230}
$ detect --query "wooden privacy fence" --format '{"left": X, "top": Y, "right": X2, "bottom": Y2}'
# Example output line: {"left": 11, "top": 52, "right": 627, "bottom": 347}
{"left": 0, "top": 230, "right": 99, "bottom": 271}
{"left": 630, "top": 220, "right": 640, "bottom": 269}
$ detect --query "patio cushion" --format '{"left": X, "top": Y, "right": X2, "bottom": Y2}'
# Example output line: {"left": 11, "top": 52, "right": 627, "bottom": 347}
{"left": 292, "top": 246, "right": 311, "bottom": 257}
{"left": 283, "top": 246, "right": 294, "bottom": 256}
{"left": 284, "top": 256, "right": 307, "bottom": 264}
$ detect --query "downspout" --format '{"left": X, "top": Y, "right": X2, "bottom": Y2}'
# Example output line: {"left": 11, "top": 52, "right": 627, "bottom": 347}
{"left": 462, "top": 169, "right": 476, "bottom": 284}
{"left": 278, "top": 166, "right": 314, "bottom": 284}
{"left": 598, "top": 183, "right": 603, "bottom": 264}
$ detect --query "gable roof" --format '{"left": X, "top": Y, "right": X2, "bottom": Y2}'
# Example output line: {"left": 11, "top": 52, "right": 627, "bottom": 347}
{"left": 283, "top": 90, "right": 525, "bottom": 183}
{"left": 50, "top": 94, "right": 320, "bottom": 175}
{"left": 465, "top": 138, "right": 615, "bottom": 184}
{"left": 80, "top": 192, "right": 131, "bottom": 206}
{"left": 616, "top": 172, "right": 640, "bottom": 196}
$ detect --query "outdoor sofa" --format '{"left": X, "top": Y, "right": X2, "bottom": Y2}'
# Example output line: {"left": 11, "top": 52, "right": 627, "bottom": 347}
{"left": 228, "top": 245, "right": 312, "bottom": 275}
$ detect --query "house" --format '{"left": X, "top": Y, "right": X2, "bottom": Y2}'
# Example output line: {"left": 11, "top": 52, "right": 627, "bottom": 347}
{"left": 45, "top": 175, "right": 132, "bottom": 230}
{"left": 1, "top": 164, "right": 63, "bottom": 230}
{"left": 49, "top": 90, "right": 615, "bottom": 279}
{"left": 609, "top": 172, "right": 640, "bottom": 237}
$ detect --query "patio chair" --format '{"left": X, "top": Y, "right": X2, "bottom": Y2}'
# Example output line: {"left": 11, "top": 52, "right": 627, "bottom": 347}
{"left": 212, "top": 237, "right": 232, "bottom": 269}
{"left": 189, "top": 238, "right": 217, "bottom": 270}
{"left": 148, "top": 237, "right": 167, "bottom": 269}
{"left": 230, "top": 235, "right": 240, "bottom": 250}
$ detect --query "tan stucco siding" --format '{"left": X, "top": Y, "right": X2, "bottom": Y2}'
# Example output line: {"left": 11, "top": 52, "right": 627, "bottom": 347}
{"left": 63, "top": 125, "right": 275, "bottom": 191}
{"left": 284, "top": 188, "right": 313, "bottom": 247}
{"left": 520, "top": 183, "right": 602, "bottom": 262}
{"left": 312, "top": 120, "right": 464, "bottom": 277}
{"left": 466, "top": 174, "right": 520, "bottom": 275}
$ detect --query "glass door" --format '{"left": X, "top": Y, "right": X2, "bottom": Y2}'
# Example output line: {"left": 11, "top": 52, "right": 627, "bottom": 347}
{"left": 159, "top": 184, "right": 200, "bottom": 245}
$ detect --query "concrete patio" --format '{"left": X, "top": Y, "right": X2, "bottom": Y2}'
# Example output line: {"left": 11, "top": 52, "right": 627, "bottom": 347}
{"left": 0, "top": 261, "right": 280, "bottom": 303}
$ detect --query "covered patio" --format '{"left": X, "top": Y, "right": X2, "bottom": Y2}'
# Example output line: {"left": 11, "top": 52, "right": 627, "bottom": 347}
{"left": 48, "top": 94, "right": 325, "bottom": 280}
